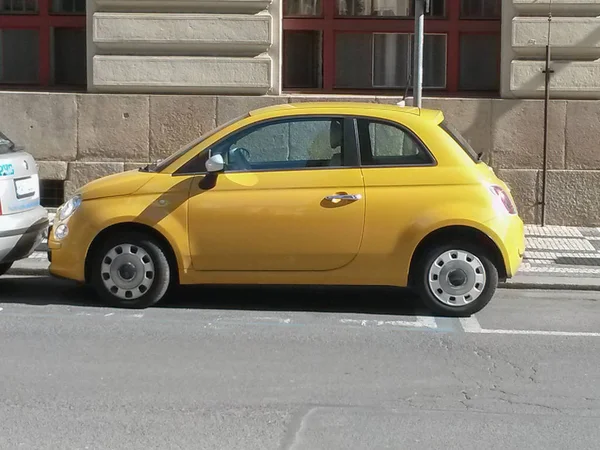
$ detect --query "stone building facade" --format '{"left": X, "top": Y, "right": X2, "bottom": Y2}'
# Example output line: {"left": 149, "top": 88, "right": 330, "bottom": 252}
{"left": 0, "top": 0, "right": 599, "bottom": 225}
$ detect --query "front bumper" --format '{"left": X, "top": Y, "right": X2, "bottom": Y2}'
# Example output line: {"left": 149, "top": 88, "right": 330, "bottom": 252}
{"left": 48, "top": 212, "right": 91, "bottom": 283}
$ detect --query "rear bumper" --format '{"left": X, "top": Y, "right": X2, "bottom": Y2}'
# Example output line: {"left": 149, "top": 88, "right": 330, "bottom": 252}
{"left": 0, "top": 206, "right": 49, "bottom": 263}
{"left": 485, "top": 214, "right": 525, "bottom": 279}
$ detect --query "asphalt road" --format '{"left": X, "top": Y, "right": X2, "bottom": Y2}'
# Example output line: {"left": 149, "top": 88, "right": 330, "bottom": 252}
{"left": 1, "top": 276, "right": 599, "bottom": 450}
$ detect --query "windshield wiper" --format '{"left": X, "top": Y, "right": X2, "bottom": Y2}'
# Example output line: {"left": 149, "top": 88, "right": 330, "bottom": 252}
{"left": 140, "top": 159, "right": 161, "bottom": 172}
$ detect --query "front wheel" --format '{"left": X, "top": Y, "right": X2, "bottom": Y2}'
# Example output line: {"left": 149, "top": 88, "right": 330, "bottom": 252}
{"left": 414, "top": 243, "right": 498, "bottom": 317}
{"left": 0, "top": 262, "right": 13, "bottom": 276}
{"left": 90, "top": 233, "right": 172, "bottom": 309}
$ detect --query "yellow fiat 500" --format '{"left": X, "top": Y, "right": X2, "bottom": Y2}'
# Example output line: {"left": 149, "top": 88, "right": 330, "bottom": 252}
{"left": 48, "top": 102, "right": 524, "bottom": 316}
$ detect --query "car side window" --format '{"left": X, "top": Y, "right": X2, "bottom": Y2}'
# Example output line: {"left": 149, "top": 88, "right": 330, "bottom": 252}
{"left": 208, "top": 117, "right": 350, "bottom": 172}
{"left": 357, "top": 119, "right": 433, "bottom": 166}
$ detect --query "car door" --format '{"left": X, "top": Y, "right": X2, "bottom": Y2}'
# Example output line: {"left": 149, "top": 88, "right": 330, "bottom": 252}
{"left": 185, "top": 115, "right": 365, "bottom": 272}
{"left": 356, "top": 117, "right": 437, "bottom": 273}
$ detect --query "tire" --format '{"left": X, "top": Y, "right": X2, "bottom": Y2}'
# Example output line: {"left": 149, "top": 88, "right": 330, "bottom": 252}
{"left": 414, "top": 242, "right": 498, "bottom": 317}
{"left": 0, "top": 262, "right": 13, "bottom": 277}
{"left": 90, "top": 232, "right": 172, "bottom": 309}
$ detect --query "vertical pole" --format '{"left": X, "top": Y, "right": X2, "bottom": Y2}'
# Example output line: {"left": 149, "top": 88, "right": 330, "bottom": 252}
{"left": 541, "top": 13, "right": 552, "bottom": 226}
{"left": 413, "top": 0, "right": 424, "bottom": 108}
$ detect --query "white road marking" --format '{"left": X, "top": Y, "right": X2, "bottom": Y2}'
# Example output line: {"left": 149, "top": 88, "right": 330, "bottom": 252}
{"left": 340, "top": 317, "right": 437, "bottom": 329}
{"left": 459, "top": 315, "right": 600, "bottom": 337}
{"left": 104, "top": 313, "right": 114, "bottom": 317}
{"left": 459, "top": 316, "right": 483, "bottom": 333}
{"left": 417, "top": 316, "right": 438, "bottom": 329}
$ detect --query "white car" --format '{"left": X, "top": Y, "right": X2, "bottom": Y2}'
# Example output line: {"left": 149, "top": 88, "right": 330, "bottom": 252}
{"left": 0, "top": 131, "right": 48, "bottom": 276}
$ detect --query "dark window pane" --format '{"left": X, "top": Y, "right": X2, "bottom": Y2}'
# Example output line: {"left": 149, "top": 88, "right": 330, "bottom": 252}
{"left": 283, "top": 30, "right": 322, "bottom": 89}
{"left": 52, "top": 28, "right": 87, "bottom": 86}
{"left": 337, "top": 0, "right": 444, "bottom": 17}
{"left": 416, "top": 34, "right": 447, "bottom": 88}
{"left": 460, "top": 0, "right": 500, "bottom": 18}
{"left": 1, "top": 0, "right": 37, "bottom": 13}
{"left": 0, "top": 29, "right": 39, "bottom": 83}
{"left": 373, "top": 33, "right": 411, "bottom": 88}
{"left": 335, "top": 33, "right": 373, "bottom": 88}
{"left": 52, "top": 0, "right": 85, "bottom": 13}
{"left": 358, "top": 119, "right": 433, "bottom": 166}
{"left": 284, "top": 0, "right": 321, "bottom": 16}
{"left": 459, "top": 34, "right": 499, "bottom": 91}
{"left": 337, "top": 32, "right": 446, "bottom": 89}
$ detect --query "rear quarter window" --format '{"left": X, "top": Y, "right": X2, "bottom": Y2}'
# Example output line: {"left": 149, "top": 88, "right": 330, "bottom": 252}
{"left": 439, "top": 121, "right": 481, "bottom": 162}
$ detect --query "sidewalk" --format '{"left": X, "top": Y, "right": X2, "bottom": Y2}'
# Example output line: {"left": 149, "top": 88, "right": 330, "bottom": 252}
{"left": 8, "top": 213, "right": 600, "bottom": 291}
{"left": 502, "top": 225, "right": 600, "bottom": 290}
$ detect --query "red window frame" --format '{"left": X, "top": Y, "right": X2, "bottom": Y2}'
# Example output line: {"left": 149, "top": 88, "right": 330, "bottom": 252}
{"left": 283, "top": 0, "right": 501, "bottom": 94}
{"left": 0, "top": 0, "right": 85, "bottom": 87}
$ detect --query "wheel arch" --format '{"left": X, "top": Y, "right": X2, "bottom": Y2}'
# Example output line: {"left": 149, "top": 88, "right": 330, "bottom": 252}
{"left": 407, "top": 225, "right": 508, "bottom": 286}
{"left": 84, "top": 222, "right": 180, "bottom": 284}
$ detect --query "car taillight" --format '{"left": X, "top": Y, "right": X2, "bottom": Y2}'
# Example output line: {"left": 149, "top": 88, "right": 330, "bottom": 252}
{"left": 490, "top": 185, "right": 517, "bottom": 215}
{"left": 0, "top": 200, "right": 3, "bottom": 216}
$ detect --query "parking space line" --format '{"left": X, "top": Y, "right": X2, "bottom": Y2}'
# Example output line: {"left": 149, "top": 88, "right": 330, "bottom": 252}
{"left": 340, "top": 316, "right": 438, "bottom": 329}
{"left": 459, "top": 316, "right": 482, "bottom": 333}
{"left": 459, "top": 315, "right": 600, "bottom": 337}
{"left": 416, "top": 316, "right": 438, "bottom": 329}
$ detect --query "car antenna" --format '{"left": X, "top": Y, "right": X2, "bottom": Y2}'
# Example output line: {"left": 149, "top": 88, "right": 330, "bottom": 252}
{"left": 397, "top": 72, "right": 413, "bottom": 112}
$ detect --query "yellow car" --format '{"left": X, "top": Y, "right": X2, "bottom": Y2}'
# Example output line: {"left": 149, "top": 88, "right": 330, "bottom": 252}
{"left": 48, "top": 102, "right": 524, "bottom": 316}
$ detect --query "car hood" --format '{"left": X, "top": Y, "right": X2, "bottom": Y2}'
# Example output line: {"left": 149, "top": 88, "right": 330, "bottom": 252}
{"left": 78, "top": 169, "right": 156, "bottom": 201}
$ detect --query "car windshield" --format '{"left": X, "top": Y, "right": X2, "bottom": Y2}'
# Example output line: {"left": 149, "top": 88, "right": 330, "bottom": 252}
{"left": 148, "top": 113, "right": 249, "bottom": 173}
{"left": 0, "top": 131, "right": 15, "bottom": 154}
{"left": 439, "top": 120, "right": 482, "bottom": 162}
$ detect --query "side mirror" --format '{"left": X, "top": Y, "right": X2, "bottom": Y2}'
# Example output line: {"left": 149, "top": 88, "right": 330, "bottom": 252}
{"left": 205, "top": 154, "right": 224, "bottom": 173}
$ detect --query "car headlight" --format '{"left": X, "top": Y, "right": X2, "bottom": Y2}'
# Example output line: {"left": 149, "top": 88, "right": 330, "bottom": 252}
{"left": 58, "top": 194, "right": 82, "bottom": 222}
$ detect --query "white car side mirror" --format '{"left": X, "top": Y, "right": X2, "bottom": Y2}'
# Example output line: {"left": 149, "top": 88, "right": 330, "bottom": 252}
{"left": 205, "top": 154, "right": 225, "bottom": 173}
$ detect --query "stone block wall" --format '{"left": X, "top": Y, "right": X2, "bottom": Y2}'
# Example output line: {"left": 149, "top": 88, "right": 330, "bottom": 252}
{"left": 87, "top": 0, "right": 280, "bottom": 94}
{"left": 1, "top": 92, "right": 599, "bottom": 226}
{"left": 503, "top": 0, "right": 600, "bottom": 98}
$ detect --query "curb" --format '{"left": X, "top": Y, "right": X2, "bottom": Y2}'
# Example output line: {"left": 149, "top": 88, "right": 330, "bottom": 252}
{"left": 498, "top": 281, "right": 600, "bottom": 292}
{"left": 500, "top": 282, "right": 600, "bottom": 292}
{"left": 7, "top": 260, "right": 50, "bottom": 277}
{"left": 500, "top": 274, "right": 600, "bottom": 292}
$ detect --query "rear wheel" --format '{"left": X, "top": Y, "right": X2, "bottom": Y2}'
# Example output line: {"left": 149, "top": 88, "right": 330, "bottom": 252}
{"left": 90, "top": 233, "right": 172, "bottom": 309}
{"left": 414, "top": 242, "right": 498, "bottom": 317}
{"left": 0, "top": 262, "right": 13, "bottom": 276}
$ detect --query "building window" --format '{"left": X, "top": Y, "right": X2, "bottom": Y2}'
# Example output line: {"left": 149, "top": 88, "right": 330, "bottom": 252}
{"left": 460, "top": 0, "right": 501, "bottom": 18}
{"left": 0, "top": 29, "right": 39, "bottom": 83}
{"left": 283, "top": 0, "right": 501, "bottom": 94}
{"left": 51, "top": 0, "right": 85, "bottom": 13}
{"left": 1, "top": 0, "right": 37, "bottom": 13}
{"left": 459, "top": 33, "right": 500, "bottom": 91}
{"left": 0, "top": 0, "right": 85, "bottom": 88}
{"left": 284, "top": 30, "right": 323, "bottom": 88}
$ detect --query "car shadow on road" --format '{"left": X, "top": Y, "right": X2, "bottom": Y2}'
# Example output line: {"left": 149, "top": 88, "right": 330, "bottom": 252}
{"left": 0, "top": 276, "right": 430, "bottom": 317}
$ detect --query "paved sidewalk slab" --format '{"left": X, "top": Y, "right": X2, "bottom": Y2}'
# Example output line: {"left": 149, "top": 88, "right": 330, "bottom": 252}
{"left": 520, "top": 225, "right": 600, "bottom": 282}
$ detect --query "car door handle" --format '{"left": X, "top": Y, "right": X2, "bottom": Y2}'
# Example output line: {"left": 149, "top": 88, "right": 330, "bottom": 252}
{"left": 324, "top": 194, "right": 362, "bottom": 202}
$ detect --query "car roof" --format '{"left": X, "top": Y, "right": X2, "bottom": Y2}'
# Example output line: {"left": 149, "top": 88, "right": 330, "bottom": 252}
{"left": 248, "top": 101, "right": 443, "bottom": 122}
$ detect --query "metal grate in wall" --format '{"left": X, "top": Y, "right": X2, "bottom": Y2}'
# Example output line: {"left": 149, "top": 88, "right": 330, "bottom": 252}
{"left": 39, "top": 179, "right": 64, "bottom": 208}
